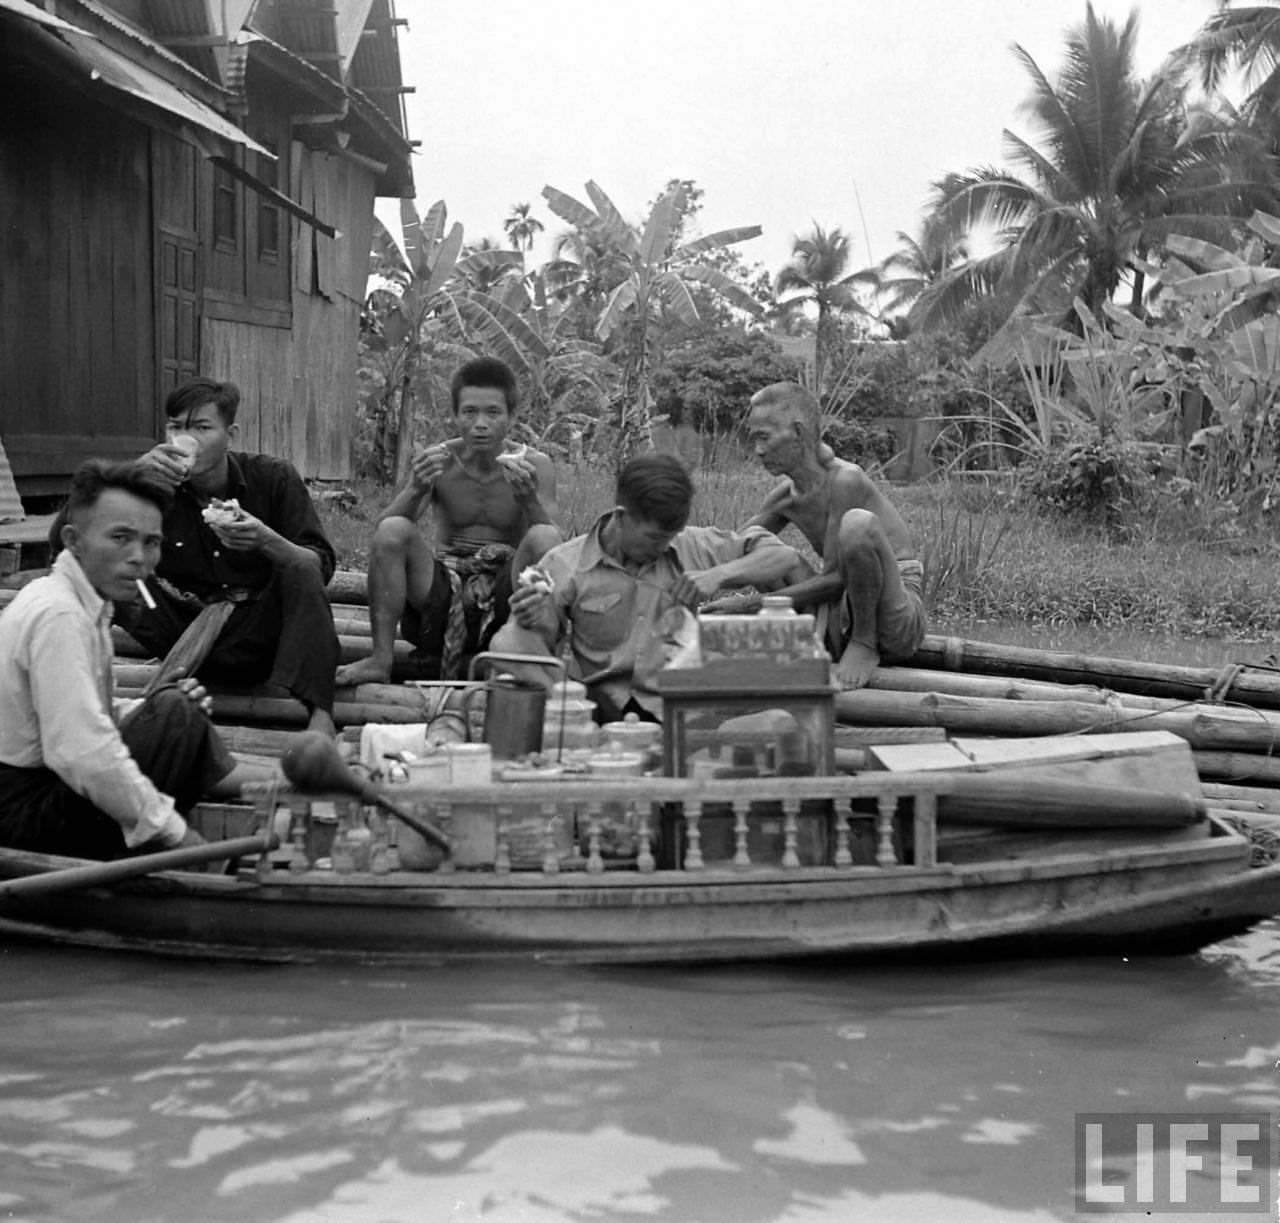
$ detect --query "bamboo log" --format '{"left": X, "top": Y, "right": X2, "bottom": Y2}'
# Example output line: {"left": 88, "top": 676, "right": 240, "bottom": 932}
{"left": 1202, "top": 783, "right": 1280, "bottom": 816}
{"left": 1194, "top": 751, "right": 1280, "bottom": 786}
{"left": 909, "top": 633, "right": 1280, "bottom": 709}
{"left": 328, "top": 569, "right": 369, "bottom": 605}
{"left": 835, "top": 689, "right": 1280, "bottom": 754}
{"left": 938, "top": 773, "right": 1204, "bottom": 829}
{"left": 873, "top": 666, "right": 1173, "bottom": 710}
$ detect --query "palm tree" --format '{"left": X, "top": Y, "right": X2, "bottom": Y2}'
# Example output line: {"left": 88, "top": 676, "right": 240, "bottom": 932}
{"left": 542, "top": 180, "right": 764, "bottom": 465}
{"left": 872, "top": 214, "right": 969, "bottom": 321}
{"left": 1177, "top": 1, "right": 1280, "bottom": 123}
{"left": 915, "top": 4, "right": 1273, "bottom": 338}
{"left": 503, "top": 202, "right": 545, "bottom": 254}
{"left": 774, "top": 224, "right": 874, "bottom": 390}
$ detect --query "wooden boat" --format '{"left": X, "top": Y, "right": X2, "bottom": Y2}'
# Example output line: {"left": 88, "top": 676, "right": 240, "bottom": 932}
{"left": 6, "top": 568, "right": 1280, "bottom": 964}
{"left": 1, "top": 769, "right": 1277, "bottom": 965}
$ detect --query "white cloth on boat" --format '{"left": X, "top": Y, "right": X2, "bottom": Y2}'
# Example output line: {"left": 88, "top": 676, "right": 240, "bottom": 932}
{"left": 0, "top": 551, "right": 187, "bottom": 848}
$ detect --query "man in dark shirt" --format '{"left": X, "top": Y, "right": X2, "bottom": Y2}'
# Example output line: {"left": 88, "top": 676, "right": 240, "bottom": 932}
{"left": 122, "top": 377, "right": 339, "bottom": 736}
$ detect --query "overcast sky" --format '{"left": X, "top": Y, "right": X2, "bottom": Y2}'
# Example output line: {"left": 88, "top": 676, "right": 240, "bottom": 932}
{"left": 386, "top": 0, "right": 1218, "bottom": 278}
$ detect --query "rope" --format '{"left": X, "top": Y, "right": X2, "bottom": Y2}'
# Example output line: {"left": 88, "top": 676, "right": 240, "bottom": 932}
{"left": 1204, "top": 663, "right": 1245, "bottom": 705}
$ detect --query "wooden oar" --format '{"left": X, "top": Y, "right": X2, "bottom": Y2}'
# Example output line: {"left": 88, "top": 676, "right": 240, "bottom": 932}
{"left": 0, "top": 832, "right": 279, "bottom": 904}
{"left": 280, "top": 731, "right": 452, "bottom": 854}
{"left": 141, "top": 600, "right": 236, "bottom": 697}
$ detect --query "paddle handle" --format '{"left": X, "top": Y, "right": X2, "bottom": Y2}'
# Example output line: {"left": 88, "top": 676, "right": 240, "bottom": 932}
{"left": 0, "top": 833, "right": 279, "bottom": 904}
{"left": 361, "top": 783, "right": 451, "bottom": 853}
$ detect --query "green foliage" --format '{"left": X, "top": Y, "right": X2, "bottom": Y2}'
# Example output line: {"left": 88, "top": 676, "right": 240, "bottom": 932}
{"left": 651, "top": 331, "right": 800, "bottom": 436}
{"left": 920, "top": 499, "right": 1014, "bottom": 612}
{"left": 1016, "top": 434, "right": 1157, "bottom": 535}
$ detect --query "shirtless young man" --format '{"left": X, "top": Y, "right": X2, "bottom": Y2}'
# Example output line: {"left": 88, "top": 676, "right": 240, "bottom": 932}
{"left": 743, "top": 381, "right": 926, "bottom": 689}
{"left": 336, "top": 356, "right": 562, "bottom": 685}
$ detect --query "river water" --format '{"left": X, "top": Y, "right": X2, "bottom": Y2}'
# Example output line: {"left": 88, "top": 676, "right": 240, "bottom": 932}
{"left": 5, "top": 625, "right": 1280, "bottom": 1222}
{"left": 2, "top": 932, "right": 1279, "bottom": 1223}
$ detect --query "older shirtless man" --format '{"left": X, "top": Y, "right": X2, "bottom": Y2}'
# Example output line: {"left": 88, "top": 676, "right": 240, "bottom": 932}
{"left": 743, "top": 381, "right": 925, "bottom": 689}
{"left": 337, "top": 357, "right": 562, "bottom": 684}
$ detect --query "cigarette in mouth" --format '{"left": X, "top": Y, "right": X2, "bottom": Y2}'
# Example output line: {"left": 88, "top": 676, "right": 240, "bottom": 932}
{"left": 136, "top": 579, "right": 157, "bottom": 609}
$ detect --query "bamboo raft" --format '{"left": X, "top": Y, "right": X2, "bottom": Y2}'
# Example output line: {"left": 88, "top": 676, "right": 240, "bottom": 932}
{"left": 5, "top": 573, "right": 1280, "bottom": 806}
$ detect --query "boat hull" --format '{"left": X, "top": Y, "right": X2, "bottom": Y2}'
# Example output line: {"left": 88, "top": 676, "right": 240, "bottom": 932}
{"left": 0, "top": 834, "right": 1273, "bottom": 965}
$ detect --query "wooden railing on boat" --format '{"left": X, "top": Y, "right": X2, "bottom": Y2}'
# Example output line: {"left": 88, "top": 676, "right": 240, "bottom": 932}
{"left": 224, "top": 771, "right": 1208, "bottom": 880}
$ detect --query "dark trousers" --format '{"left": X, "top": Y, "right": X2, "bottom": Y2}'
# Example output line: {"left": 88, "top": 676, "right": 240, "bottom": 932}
{"left": 0, "top": 687, "right": 235, "bottom": 860}
{"left": 118, "top": 555, "right": 338, "bottom": 713}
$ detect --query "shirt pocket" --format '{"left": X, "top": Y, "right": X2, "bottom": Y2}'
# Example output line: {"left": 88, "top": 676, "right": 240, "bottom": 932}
{"left": 579, "top": 592, "right": 622, "bottom": 616}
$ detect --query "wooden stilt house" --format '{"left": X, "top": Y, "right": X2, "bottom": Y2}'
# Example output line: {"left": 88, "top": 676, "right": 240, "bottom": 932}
{"left": 0, "top": 0, "right": 414, "bottom": 495}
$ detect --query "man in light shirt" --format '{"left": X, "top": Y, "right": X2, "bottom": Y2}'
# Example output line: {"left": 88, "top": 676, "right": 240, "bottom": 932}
{"left": 0, "top": 461, "right": 246, "bottom": 859}
{"left": 493, "top": 452, "right": 809, "bottom": 722}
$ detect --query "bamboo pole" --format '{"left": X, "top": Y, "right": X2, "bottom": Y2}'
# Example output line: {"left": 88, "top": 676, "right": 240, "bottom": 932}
{"left": 835, "top": 689, "right": 1280, "bottom": 754}
{"left": 1194, "top": 751, "right": 1280, "bottom": 786}
{"left": 873, "top": 666, "right": 1175, "bottom": 710}
{"left": 909, "top": 634, "right": 1280, "bottom": 709}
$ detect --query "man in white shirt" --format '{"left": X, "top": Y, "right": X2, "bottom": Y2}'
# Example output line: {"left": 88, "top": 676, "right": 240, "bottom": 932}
{"left": 0, "top": 461, "right": 243, "bottom": 859}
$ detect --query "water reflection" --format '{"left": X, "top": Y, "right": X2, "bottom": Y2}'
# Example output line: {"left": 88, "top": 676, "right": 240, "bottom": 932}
{"left": 1, "top": 933, "right": 1278, "bottom": 1222}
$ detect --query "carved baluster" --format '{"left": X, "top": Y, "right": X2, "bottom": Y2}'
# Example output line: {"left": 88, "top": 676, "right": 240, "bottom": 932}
{"left": 732, "top": 799, "right": 752, "bottom": 869}
{"left": 541, "top": 801, "right": 561, "bottom": 875}
{"left": 494, "top": 802, "right": 513, "bottom": 874}
{"left": 833, "top": 798, "right": 852, "bottom": 868}
{"left": 583, "top": 801, "right": 604, "bottom": 874}
{"left": 781, "top": 796, "right": 801, "bottom": 869}
{"left": 681, "top": 800, "right": 703, "bottom": 871}
{"left": 435, "top": 800, "right": 455, "bottom": 873}
{"left": 913, "top": 791, "right": 937, "bottom": 868}
{"left": 636, "top": 804, "right": 655, "bottom": 874}
{"left": 875, "top": 793, "right": 898, "bottom": 867}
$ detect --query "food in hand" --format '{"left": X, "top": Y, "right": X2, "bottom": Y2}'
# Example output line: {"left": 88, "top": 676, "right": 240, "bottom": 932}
{"left": 201, "top": 497, "right": 243, "bottom": 528}
{"left": 517, "top": 564, "right": 554, "bottom": 595}
{"left": 496, "top": 443, "right": 529, "bottom": 481}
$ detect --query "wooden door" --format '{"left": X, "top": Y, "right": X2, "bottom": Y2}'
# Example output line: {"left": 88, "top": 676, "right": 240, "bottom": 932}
{"left": 152, "top": 134, "right": 201, "bottom": 399}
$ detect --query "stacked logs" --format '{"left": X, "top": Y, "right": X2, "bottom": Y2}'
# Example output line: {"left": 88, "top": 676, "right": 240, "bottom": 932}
{"left": 6, "top": 574, "right": 1280, "bottom": 811}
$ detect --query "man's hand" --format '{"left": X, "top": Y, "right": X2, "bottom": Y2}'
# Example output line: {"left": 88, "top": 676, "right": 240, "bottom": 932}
{"left": 136, "top": 441, "right": 194, "bottom": 492}
{"left": 501, "top": 455, "right": 538, "bottom": 501}
{"left": 410, "top": 443, "right": 451, "bottom": 493}
{"left": 174, "top": 675, "right": 214, "bottom": 717}
{"left": 208, "top": 509, "right": 275, "bottom": 554}
{"left": 175, "top": 826, "right": 207, "bottom": 849}
{"left": 509, "top": 583, "right": 558, "bottom": 637}
{"left": 670, "top": 568, "right": 724, "bottom": 608}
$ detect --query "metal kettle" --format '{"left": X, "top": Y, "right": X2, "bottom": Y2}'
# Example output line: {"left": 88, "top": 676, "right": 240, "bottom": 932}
{"left": 463, "top": 652, "right": 566, "bottom": 760}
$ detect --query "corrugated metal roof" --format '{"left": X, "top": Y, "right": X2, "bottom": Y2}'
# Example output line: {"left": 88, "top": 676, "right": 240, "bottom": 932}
{"left": 66, "top": 0, "right": 227, "bottom": 93}
{"left": 53, "top": 24, "right": 272, "bottom": 153}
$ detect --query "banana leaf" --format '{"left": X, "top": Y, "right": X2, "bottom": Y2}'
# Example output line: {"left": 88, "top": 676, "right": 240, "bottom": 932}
{"left": 1165, "top": 233, "right": 1246, "bottom": 273}
{"left": 639, "top": 190, "right": 679, "bottom": 269}
{"left": 679, "top": 264, "right": 765, "bottom": 316}
{"left": 595, "top": 279, "right": 638, "bottom": 341}
{"left": 673, "top": 226, "right": 763, "bottom": 260}
{"left": 654, "top": 271, "right": 699, "bottom": 327}
{"left": 584, "top": 181, "right": 641, "bottom": 256}
{"left": 423, "top": 223, "right": 464, "bottom": 299}
{"left": 457, "top": 289, "right": 550, "bottom": 361}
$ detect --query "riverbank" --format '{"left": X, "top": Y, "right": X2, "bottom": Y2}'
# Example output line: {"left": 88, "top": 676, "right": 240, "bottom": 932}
{"left": 317, "top": 464, "right": 1280, "bottom": 644}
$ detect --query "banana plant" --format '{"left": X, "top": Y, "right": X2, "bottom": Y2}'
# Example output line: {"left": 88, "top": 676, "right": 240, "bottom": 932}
{"left": 541, "top": 180, "right": 763, "bottom": 467}
{"left": 365, "top": 200, "right": 554, "bottom": 483}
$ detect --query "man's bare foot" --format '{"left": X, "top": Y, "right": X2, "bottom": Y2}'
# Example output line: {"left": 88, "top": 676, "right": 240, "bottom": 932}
{"left": 335, "top": 656, "right": 393, "bottom": 687}
{"left": 834, "top": 640, "right": 880, "bottom": 690}
{"left": 307, "top": 708, "right": 338, "bottom": 738}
